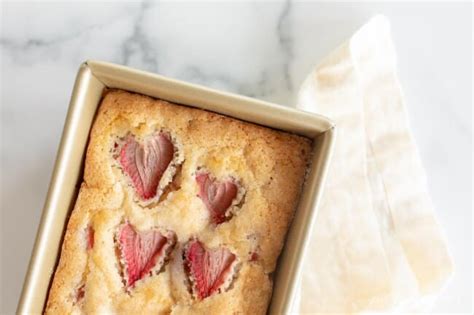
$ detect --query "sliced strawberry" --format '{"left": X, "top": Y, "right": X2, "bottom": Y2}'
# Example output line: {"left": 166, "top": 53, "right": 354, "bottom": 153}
{"left": 86, "top": 225, "right": 94, "bottom": 250}
{"left": 119, "top": 132, "right": 175, "bottom": 200}
{"left": 185, "top": 239, "right": 237, "bottom": 300}
{"left": 195, "top": 172, "right": 238, "bottom": 224}
{"left": 75, "top": 283, "right": 85, "bottom": 303}
{"left": 249, "top": 252, "right": 259, "bottom": 262}
{"left": 118, "top": 223, "right": 176, "bottom": 288}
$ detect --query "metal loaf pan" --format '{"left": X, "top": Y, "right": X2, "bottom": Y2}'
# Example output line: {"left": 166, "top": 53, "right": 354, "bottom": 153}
{"left": 17, "top": 60, "right": 335, "bottom": 314}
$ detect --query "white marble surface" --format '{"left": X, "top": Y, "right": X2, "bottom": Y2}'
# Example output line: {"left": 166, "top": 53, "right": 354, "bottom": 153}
{"left": 0, "top": 1, "right": 471, "bottom": 314}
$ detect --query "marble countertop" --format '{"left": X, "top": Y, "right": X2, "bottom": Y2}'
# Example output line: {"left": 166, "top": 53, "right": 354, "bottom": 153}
{"left": 1, "top": 1, "right": 471, "bottom": 314}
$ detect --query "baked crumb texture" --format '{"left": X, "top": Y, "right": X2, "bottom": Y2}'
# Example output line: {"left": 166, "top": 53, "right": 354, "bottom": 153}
{"left": 45, "top": 90, "right": 312, "bottom": 315}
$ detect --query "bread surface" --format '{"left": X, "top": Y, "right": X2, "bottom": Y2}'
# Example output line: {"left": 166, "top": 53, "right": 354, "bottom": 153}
{"left": 45, "top": 90, "right": 312, "bottom": 314}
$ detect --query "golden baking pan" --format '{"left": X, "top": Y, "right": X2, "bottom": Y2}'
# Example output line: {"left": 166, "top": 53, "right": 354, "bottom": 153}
{"left": 17, "top": 60, "right": 335, "bottom": 315}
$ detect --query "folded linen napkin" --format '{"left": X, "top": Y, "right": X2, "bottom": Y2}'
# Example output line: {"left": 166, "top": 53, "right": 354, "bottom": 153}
{"left": 293, "top": 15, "right": 453, "bottom": 313}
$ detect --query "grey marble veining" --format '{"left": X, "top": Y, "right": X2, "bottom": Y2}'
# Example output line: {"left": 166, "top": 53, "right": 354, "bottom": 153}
{"left": 121, "top": 0, "right": 159, "bottom": 72}
{"left": 0, "top": 1, "right": 471, "bottom": 314}
{"left": 276, "top": 0, "right": 294, "bottom": 91}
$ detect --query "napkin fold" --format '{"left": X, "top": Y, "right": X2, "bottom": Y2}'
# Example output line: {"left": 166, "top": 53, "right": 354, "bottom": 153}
{"left": 294, "top": 15, "right": 453, "bottom": 313}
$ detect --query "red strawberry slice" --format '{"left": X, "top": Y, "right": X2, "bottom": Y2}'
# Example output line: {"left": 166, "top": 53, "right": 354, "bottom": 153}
{"left": 119, "top": 132, "right": 175, "bottom": 200}
{"left": 86, "top": 225, "right": 94, "bottom": 250}
{"left": 118, "top": 223, "right": 176, "bottom": 288}
{"left": 249, "top": 251, "right": 259, "bottom": 262}
{"left": 75, "top": 283, "right": 85, "bottom": 303}
{"left": 185, "top": 239, "right": 237, "bottom": 300}
{"left": 196, "top": 172, "right": 238, "bottom": 224}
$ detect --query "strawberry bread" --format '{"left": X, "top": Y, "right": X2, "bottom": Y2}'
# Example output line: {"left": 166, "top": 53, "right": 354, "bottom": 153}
{"left": 45, "top": 89, "right": 312, "bottom": 314}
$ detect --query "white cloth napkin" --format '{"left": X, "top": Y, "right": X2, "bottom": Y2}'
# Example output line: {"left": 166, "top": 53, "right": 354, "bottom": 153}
{"left": 293, "top": 15, "right": 453, "bottom": 314}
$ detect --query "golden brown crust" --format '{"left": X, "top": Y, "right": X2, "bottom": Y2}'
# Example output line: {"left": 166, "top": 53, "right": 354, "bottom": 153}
{"left": 45, "top": 90, "right": 311, "bottom": 314}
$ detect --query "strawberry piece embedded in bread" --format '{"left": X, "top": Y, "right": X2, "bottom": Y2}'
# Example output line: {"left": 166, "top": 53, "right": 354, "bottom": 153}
{"left": 119, "top": 132, "right": 175, "bottom": 200}
{"left": 118, "top": 223, "right": 176, "bottom": 288}
{"left": 196, "top": 172, "right": 238, "bottom": 225}
{"left": 185, "top": 239, "right": 237, "bottom": 300}
{"left": 86, "top": 225, "right": 94, "bottom": 250}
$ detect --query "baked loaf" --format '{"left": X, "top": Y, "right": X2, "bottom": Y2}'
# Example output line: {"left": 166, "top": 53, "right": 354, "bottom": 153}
{"left": 45, "top": 89, "right": 312, "bottom": 314}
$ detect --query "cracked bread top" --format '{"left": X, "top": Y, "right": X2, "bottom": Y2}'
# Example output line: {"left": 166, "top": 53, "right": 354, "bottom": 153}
{"left": 45, "top": 89, "right": 312, "bottom": 315}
